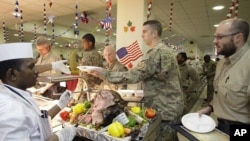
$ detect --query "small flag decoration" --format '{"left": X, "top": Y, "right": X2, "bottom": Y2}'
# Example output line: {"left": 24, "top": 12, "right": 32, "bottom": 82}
{"left": 116, "top": 40, "right": 143, "bottom": 65}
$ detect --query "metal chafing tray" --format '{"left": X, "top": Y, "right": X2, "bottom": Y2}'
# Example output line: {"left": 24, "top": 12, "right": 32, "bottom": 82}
{"left": 75, "top": 116, "right": 160, "bottom": 141}
{"left": 52, "top": 110, "right": 161, "bottom": 141}
{"left": 116, "top": 90, "right": 144, "bottom": 102}
{"left": 37, "top": 74, "right": 80, "bottom": 83}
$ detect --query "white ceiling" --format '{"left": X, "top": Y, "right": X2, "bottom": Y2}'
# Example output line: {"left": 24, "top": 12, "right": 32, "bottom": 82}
{"left": 1, "top": 0, "right": 250, "bottom": 55}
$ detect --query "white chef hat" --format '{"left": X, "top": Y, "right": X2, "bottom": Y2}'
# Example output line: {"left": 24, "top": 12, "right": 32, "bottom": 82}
{"left": 0, "top": 43, "right": 33, "bottom": 62}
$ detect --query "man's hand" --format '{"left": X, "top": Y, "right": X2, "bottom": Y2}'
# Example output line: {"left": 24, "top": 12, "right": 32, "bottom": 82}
{"left": 52, "top": 60, "right": 71, "bottom": 74}
{"left": 88, "top": 70, "right": 100, "bottom": 77}
{"left": 197, "top": 106, "right": 212, "bottom": 117}
{"left": 88, "top": 67, "right": 104, "bottom": 77}
{"left": 55, "top": 126, "right": 77, "bottom": 141}
{"left": 88, "top": 67, "right": 108, "bottom": 81}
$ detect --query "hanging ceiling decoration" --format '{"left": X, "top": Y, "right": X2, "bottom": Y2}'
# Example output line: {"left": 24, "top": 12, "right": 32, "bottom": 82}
{"left": 146, "top": 0, "right": 153, "bottom": 20}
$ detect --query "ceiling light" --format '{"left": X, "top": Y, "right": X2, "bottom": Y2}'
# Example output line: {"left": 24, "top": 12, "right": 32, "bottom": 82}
{"left": 213, "top": 5, "right": 224, "bottom": 10}
{"left": 214, "top": 24, "right": 219, "bottom": 27}
{"left": 14, "top": 34, "right": 19, "bottom": 37}
{"left": 96, "top": 29, "right": 101, "bottom": 32}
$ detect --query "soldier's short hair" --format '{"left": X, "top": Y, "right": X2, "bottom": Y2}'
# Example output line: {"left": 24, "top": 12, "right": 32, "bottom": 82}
{"left": 143, "top": 20, "right": 162, "bottom": 37}
{"left": 82, "top": 33, "right": 95, "bottom": 47}
{"left": 204, "top": 54, "right": 211, "bottom": 60}
{"left": 35, "top": 36, "right": 51, "bottom": 47}
{"left": 178, "top": 52, "right": 188, "bottom": 61}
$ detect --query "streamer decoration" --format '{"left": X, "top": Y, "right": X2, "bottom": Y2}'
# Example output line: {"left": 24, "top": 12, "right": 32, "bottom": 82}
{"left": 74, "top": 3, "right": 79, "bottom": 39}
{"left": 101, "top": 0, "right": 113, "bottom": 45}
{"left": 47, "top": 15, "right": 55, "bottom": 24}
{"left": 234, "top": 0, "right": 239, "bottom": 18}
{"left": 20, "top": 10, "right": 24, "bottom": 42}
{"left": 2, "top": 22, "right": 9, "bottom": 42}
{"left": 168, "top": 2, "right": 174, "bottom": 31}
{"left": 226, "top": 0, "right": 240, "bottom": 19}
{"left": 34, "top": 24, "right": 37, "bottom": 40}
{"left": 147, "top": 0, "right": 153, "bottom": 20}
{"left": 14, "top": 0, "right": 19, "bottom": 18}
{"left": 80, "top": 11, "right": 88, "bottom": 24}
{"left": 52, "top": 23, "right": 55, "bottom": 45}
{"left": 43, "top": 3, "right": 47, "bottom": 35}
{"left": 49, "top": 0, "right": 53, "bottom": 8}
{"left": 18, "top": 27, "right": 22, "bottom": 41}
{"left": 226, "top": 0, "right": 235, "bottom": 19}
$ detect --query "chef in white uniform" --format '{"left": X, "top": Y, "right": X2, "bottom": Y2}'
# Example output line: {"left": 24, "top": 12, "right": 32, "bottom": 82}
{"left": 0, "top": 43, "right": 77, "bottom": 141}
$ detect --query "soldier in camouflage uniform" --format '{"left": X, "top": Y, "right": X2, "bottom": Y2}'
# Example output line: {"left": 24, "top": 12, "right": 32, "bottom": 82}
{"left": 201, "top": 55, "right": 216, "bottom": 106}
{"left": 73, "top": 33, "right": 103, "bottom": 100}
{"left": 101, "top": 45, "right": 128, "bottom": 90}
{"left": 89, "top": 20, "right": 184, "bottom": 141}
{"left": 176, "top": 52, "right": 200, "bottom": 114}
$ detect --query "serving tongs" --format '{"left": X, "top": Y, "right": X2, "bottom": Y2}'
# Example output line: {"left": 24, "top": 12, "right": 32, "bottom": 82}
{"left": 72, "top": 88, "right": 100, "bottom": 102}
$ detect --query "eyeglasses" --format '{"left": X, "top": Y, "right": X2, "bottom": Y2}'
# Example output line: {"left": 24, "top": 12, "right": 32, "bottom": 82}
{"left": 213, "top": 32, "right": 239, "bottom": 40}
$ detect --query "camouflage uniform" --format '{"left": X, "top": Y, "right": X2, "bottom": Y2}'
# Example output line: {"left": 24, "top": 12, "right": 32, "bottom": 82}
{"left": 178, "top": 62, "right": 199, "bottom": 114}
{"left": 99, "top": 42, "right": 184, "bottom": 141}
{"left": 202, "top": 60, "right": 216, "bottom": 104}
{"left": 74, "top": 49, "right": 103, "bottom": 100}
{"left": 101, "top": 60, "right": 128, "bottom": 90}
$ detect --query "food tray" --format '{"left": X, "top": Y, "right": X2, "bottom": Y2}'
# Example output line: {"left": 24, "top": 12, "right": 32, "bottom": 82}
{"left": 76, "top": 125, "right": 131, "bottom": 141}
{"left": 37, "top": 74, "right": 80, "bottom": 83}
{"left": 52, "top": 113, "right": 161, "bottom": 141}
{"left": 116, "top": 90, "right": 144, "bottom": 102}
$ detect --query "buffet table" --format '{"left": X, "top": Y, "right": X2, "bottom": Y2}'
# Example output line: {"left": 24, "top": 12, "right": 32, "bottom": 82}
{"left": 37, "top": 74, "right": 80, "bottom": 83}
{"left": 51, "top": 114, "right": 161, "bottom": 141}
{"left": 35, "top": 87, "right": 160, "bottom": 141}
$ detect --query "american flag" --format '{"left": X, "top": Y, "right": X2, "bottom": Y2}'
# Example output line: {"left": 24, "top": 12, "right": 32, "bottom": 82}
{"left": 116, "top": 40, "right": 143, "bottom": 65}
{"left": 100, "top": 17, "right": 113, "bottom": 30}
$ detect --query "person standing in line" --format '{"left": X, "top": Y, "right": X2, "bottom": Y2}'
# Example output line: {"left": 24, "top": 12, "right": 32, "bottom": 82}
{"left": 101, "top": 45, "right": 128, "bottom": 90}
{"left": 35, "top": 36, "right": 66, "bottom": 99}
{"left": 198, "top": 18, "right": 250, "bottom": 135}
{"left": 0, "top": 43, "right": 77, "bottom": 141}
{"left": 176, "top": 52, "right": 200, "bottom": 114}
{"left": 36, "top": 36, "right": 61, "bottom": 75}
{"left": 89, "top": 20, "right": 184, "bottom": 141}
{"left": 200, "top": 54, "right": 216, "bottom": 106}
{"left": 73, "top": 33, "right": 103, "bottom": 101}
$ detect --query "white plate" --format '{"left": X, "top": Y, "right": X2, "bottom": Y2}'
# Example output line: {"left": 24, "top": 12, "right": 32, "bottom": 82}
{"left": 77, "top": 66, "right": 102, "bottom": 73}
{"left": 181, "top": 113, "right": 216, "bottom": 133}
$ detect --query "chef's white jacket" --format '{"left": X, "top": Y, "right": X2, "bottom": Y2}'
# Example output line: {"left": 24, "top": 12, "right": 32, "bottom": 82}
{"left": 0, "top": 83, "right": 52, "bottom": 141}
